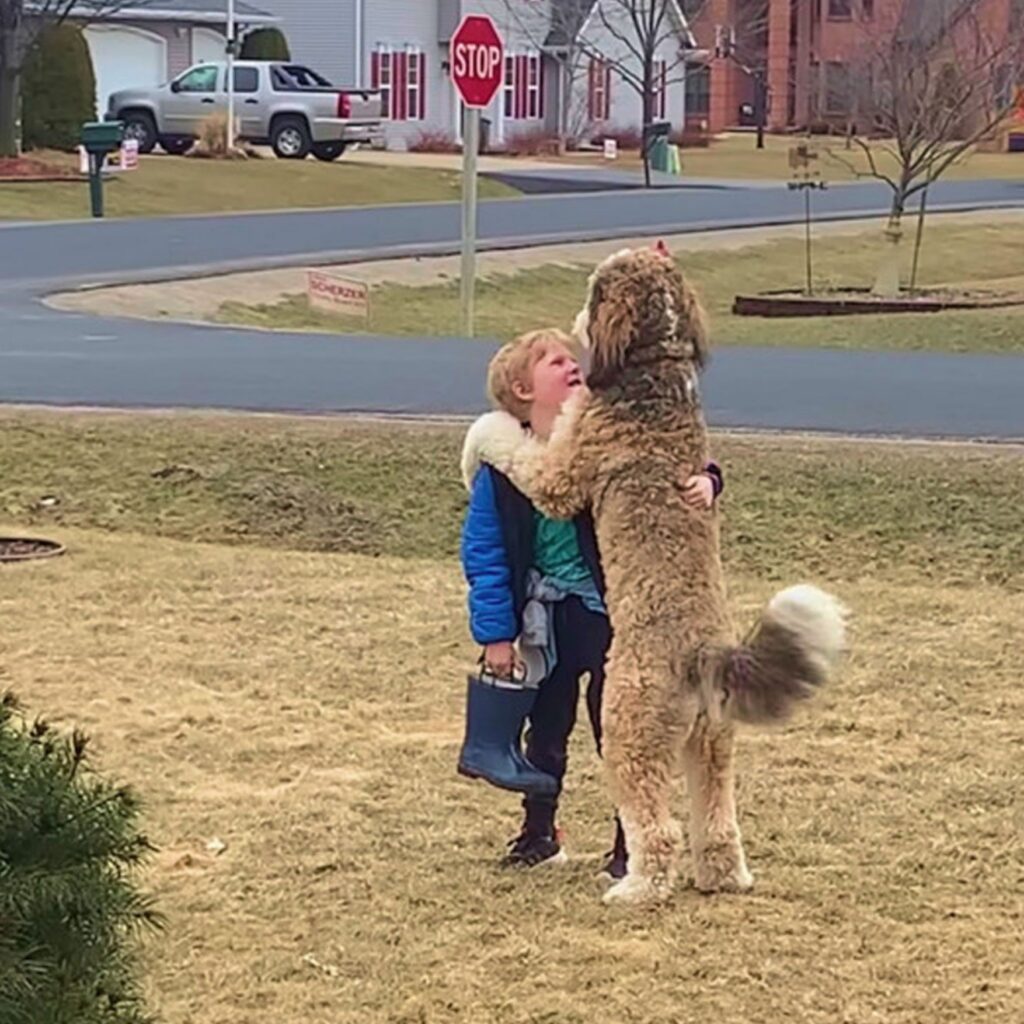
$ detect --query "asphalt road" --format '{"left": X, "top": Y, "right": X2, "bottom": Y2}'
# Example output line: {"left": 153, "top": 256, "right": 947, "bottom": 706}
{"left": 2, "top": 175, "right": 1023, "bottom": 439}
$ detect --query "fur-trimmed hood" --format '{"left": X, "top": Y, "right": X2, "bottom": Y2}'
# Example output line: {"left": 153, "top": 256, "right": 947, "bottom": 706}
{"left": 460, "top": 410, "right": 529, "bottom": 490}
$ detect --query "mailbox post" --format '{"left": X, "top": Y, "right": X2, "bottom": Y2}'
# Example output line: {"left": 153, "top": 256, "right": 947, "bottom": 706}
{"left": 81, "top": 121, "right": 125, "bottom": 218}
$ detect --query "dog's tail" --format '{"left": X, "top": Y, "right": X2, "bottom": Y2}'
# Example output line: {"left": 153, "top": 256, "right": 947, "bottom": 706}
{"left": 704, "top": 585, "right": 848, "bottom": 725}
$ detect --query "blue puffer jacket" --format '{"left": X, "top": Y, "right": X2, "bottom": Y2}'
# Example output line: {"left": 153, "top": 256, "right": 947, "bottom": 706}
{"left": 461, "top": 463, "right": 604, "bottom": 645}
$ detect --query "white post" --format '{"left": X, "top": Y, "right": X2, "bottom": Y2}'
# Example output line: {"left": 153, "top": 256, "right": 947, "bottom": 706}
{"left": 460, "top": 107, "right": 480, "bottom": 338}
{"left": 226, "top": 0, "right": 236, "bottom": 151}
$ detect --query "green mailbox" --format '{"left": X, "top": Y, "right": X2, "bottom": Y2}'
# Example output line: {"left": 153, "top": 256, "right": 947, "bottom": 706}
{"left": 80, "top": 120, "right": 124, "bottom": 218}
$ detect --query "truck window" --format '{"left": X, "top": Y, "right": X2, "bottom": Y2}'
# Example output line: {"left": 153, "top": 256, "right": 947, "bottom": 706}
{"left": 176, "top": 65, "right": 220, "bottom": 93}
{"left": 281, "top": 64, "right": 332, "bottom": 87}
{"left": 234, "top": 67, "right": 259, "bottom": 93}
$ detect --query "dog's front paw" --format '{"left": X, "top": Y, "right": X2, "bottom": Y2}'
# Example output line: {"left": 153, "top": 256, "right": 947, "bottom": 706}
{"left": 693, "top": 852, "right": 754, "bottom": 895}
{"left": 602, "top": 873, "right": 669, "bottom": 906}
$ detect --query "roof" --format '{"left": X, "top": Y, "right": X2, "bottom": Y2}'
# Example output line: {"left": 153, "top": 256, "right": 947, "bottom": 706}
{"left": 73, "top": 0, "right": 279, "bottom": 24}
{"left": 544, "top": 0, "right": 696, "bottom": 50}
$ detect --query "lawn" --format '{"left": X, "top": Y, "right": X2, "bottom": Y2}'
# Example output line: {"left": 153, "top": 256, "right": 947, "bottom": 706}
{"left": 564, "top": 131, "right": 1024, "bottom": 183}
{"left": 216, "top": 218, "right": 1024, "bottom": 354}
{"left": 0, "top": 410, "right": 1021, "bottom": 1024}
{"left": 0, "top": 152, "right": 517, "bottom": 221}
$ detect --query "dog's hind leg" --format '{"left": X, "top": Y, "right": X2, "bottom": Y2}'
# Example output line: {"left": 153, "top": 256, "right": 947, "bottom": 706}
{"left": 684, "top": 719, "right": 753, "bottom": 894}
{"left": 600, "top": 659, "right": 686, "bottom": 906}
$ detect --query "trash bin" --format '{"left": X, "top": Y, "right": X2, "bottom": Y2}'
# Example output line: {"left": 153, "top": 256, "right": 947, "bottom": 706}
{"left": 643, "top": 120, "right": 671, "bottom": 172}
{"left": 479, "top": 117, "right": 491, "bottom": 154}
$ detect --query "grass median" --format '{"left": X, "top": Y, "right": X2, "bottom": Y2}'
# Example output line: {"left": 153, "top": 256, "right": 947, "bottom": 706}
{"left": 215, "top": 219, "right": 1024, "bottom": 354}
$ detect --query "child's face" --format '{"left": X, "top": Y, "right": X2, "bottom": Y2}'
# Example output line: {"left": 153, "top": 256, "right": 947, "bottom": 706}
{"left": 517, "top": 343, "right": 583, "bottom": 414}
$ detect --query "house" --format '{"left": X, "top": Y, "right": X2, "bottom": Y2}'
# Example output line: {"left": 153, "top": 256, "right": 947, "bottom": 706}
{"left": 81, "top": 0, "right": 280, "bottom": 115}
{"left": 254, "top": 0, "right": 697, "bottom": 150}
{"left": 688, "top": 0, "right": 1017, "bottom": 134}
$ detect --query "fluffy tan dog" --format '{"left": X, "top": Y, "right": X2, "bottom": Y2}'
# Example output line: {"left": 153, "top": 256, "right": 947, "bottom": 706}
{"left": 507, "top": 246, "right": 847, "bottom": 905}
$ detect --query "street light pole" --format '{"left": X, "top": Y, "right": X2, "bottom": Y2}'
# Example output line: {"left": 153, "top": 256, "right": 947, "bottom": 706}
{"left": 226, "top": 0, "right": 236, "bottom": 152}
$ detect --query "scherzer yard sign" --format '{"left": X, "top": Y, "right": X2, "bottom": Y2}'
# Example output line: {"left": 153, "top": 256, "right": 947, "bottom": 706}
{"left": 450, "top": 15, "right": 505, "bottom": 336}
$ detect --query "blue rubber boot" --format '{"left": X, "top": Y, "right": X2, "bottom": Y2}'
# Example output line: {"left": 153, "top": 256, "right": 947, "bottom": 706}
{"left": 457, "top": 673, "right": 558, "bottom": 796}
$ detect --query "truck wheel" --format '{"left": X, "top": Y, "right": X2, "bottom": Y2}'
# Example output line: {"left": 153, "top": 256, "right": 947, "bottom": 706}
{"left": 271, "top": 117, "right": 312, "bottom": 159}
{"left": 311, "top": 141, "right": 347, "bottom": 162}
{"left": 159, "top": 137, "right": 192, "bottom": 156}
{"left": 121, "top": 111, "right": 157, "bottom": 154}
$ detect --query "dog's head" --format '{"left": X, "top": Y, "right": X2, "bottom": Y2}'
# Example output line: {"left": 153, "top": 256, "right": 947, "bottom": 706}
{"left": 573, "top": 244, "right": 709, "bottom": 389}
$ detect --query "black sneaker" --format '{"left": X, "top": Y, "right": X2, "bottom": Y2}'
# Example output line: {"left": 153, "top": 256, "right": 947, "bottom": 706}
{"left": 597, "top": 847, "right": 628, "bottom": 882}
{"left": 501, "top": 828, "right": 568, "bottom": 868}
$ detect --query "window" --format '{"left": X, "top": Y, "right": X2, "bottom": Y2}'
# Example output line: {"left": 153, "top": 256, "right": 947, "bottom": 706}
{"left": 862, "top": 0, "right": 873, "bottom": 16}
{"left": 685, "top": 64, "right": 710, "bottom": 116}
{"left": 371, "top": 47, "right": 426, "bottom": 121}
{"left": 176, "top": 65, "right": 219, "bottom": 93}
{"left": 824, "top": 61, "right": 850, "bottom": 114}
{"left": 233, "top": 67, "right": 258, "bottom": 93}
{"left": 652, "top": 59, "right": 667, "bottom": 119}
{"left": 827, "top": 0, "right": 852, "bottom": 18}
{"left": 503, "top": 52, "right": 544, "bottom": 120}
{"left": 588, "top": 58, "right": 611, "bottom": 121}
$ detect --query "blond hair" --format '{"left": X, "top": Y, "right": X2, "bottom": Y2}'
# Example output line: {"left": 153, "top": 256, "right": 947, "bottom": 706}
{"left": 486, "top": 328, "right": 580, "bottom": 421}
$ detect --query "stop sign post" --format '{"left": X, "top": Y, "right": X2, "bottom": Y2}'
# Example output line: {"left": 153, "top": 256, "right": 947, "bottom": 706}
{"left": 450, "top": 15, "right": 504, "bottom": 336}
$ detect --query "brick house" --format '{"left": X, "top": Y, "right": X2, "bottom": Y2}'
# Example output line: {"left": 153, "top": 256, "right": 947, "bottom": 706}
{"left": 687, "top": 0, "right": 1018, "bottom": 134}
{"left": 255, "top": 1, "right": 698, "bottom": 149}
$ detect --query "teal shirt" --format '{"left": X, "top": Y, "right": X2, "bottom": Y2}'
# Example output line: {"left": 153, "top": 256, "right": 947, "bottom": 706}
{"left": 532, "top": 511, "right": 594, "bottom": 586}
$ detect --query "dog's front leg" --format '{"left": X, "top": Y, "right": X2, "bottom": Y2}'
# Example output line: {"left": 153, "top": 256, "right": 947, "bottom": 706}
{"left": 510, "top": 391, "right": 591, "bottom": 520}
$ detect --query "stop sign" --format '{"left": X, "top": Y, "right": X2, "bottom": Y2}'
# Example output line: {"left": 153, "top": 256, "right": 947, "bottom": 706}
{"left": 450, "top": 15, "right": 505, "bottom": 109}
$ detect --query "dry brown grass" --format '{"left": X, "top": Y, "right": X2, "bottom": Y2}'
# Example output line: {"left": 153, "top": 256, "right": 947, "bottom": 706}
{"left": 2, "top": 527, "right": 1022, "bottom": 1024}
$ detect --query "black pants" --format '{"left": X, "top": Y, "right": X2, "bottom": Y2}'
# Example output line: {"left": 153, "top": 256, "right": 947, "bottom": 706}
{"left": 522, "top": 596, "right": 611, "bottom": 835}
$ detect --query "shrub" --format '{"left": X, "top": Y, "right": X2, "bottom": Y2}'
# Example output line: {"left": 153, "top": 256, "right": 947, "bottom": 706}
{"left": 240, "top": 28, "right": 291, "bottom": 61}
{"left": 503, "top": 127, "right": 561, "bottom": 156}
{"left": 598, "top": 126, "right": 643, "bottom": 151}
{"left": 22, "top": 24, "right": 96, "bottom": 152}
{"left": 0, "top": 693, "right": 161, "bottom": 1024}
{"left": 408, "top": 129, "right": 461, "bottom": 153}
{"left": 185, "top": 112, "right": 255, "bottom": 159}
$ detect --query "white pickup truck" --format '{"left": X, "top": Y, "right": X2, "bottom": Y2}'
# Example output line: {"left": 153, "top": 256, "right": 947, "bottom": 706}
{"left": 105, "top": 61, "right": 384, "bottom": 161}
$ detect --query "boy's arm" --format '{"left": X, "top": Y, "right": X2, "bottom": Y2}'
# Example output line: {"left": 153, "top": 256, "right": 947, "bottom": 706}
{"left": 461, "top": 467, "right": 517, "bottom": 646}
{"left": 510, "top": 390, "right": 592, "bottom": 521}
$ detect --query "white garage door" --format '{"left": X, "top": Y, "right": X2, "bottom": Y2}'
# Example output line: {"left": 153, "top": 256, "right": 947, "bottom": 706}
{"left": 85, "top": 26, "right": 167, "bottom": 115}
{"left": 192, "top": 28, "right": 226, "bottom": 65}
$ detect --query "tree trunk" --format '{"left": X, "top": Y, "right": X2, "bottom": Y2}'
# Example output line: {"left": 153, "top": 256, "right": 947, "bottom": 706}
{"left": 872, "top": 207, "right": 905, "bottom": 298}
{"left": 0, "top": 68, "right": 19, "bottom": 158}
{"left": 558, "top": 62, "right": 571, "bottom": 156}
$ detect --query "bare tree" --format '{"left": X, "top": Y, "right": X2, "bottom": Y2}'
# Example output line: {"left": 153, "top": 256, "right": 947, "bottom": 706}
{"left": 826, "top": 0, "right": 1024, "bottom": 296}
{"left": 0, "top": 0, "right": 122, "bottom": 157}
{"left": 580, "top": 0, "right": 695, "bottom": 186}
{"left": 502, "top": 0, "right": 594, "bottom": 153}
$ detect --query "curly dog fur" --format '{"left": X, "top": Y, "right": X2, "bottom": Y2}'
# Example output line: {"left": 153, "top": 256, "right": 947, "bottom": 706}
{"left": 498, "top": 246, "right": 848, "bottom": 905}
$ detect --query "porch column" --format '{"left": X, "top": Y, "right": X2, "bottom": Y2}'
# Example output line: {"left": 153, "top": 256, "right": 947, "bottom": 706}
{"left": 793, "top": 0, "right": 813, "bottom": 127}
{"left": 708, "top": 0, "right": 735, "bottom": 133}
{"left": 766, "top": 0, "right": 791, "bottom": 130}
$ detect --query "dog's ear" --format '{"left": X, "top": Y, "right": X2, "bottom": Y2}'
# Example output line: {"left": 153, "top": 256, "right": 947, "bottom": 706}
{"left": 678, "top": 275, "right": 711, "bottom": 372}
{"left": 586, "top": 276, "right": 636, "bottom": 387}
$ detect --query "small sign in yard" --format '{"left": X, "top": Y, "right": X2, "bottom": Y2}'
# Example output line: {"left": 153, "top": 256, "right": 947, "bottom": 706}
{"left": 604, "top": 138, "right": 618, "bottom": 160}
{"left": 307, "top": 271, "right": 370, "bottom": 319}
{"left": 121, "top": 139, "right": 139, "bottom": 171}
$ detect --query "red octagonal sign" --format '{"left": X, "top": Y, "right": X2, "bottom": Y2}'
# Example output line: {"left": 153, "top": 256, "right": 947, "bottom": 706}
{"left": 450, "top": 15, "right": 505, "bottom": 109}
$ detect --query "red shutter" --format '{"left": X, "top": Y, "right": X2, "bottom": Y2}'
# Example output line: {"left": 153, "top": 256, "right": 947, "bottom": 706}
{"left": 604, "top": 65, "right": 612, "bottom": 120}
{"left": 587, "top": 59, "right": 595, "bottom": 120}
{"left": 418, "top": 52, "right": 426, "bottom": 120}
{"left": 371, "top": 51, "right": 379, "bottom": 89}
{"left": 538, "top": 57, "right": 545, "bottom": 119}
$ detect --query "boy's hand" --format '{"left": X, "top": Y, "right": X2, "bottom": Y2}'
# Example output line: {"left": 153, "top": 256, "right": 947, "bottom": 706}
{"left": 682, "top": 473, "right": 715, "bottom": 510}
{"left": 483, "top": 641, "right": 519, "bottom": 679}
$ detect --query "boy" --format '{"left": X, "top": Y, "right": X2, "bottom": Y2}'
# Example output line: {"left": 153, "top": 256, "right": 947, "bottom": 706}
{"left": 459, "top": 329, "right": 723, "bottom": 874}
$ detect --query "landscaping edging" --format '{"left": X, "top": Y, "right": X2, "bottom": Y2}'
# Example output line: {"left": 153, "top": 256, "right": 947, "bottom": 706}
{"left": 0, "top": 537, "right": 67, "bottom": 563}
{"left": 733, "top": 288, "right": 1024, "bottom": 317}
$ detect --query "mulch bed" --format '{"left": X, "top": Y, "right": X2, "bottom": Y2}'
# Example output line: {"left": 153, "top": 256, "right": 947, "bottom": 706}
{"left": 0, "top": 156, "right": 84, "bottom": 182}
{"left": 733, "top": 287, "right": 1024, "bottom": 317}
{"left": 0, "top": 537, "right": 66, "bottom": 562}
